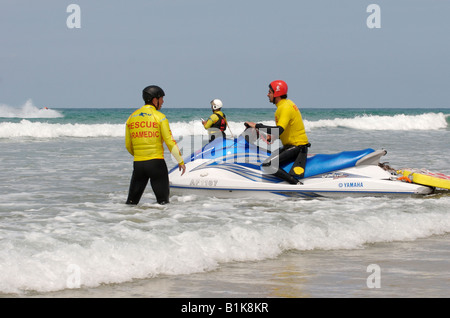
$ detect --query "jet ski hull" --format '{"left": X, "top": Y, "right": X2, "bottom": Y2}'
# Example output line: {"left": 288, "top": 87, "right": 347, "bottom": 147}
{"left": 169, "top": 135, "right": 433, "bottom": 199}
{"left": 169, "top": 159, "right": 433, "bottom": 199}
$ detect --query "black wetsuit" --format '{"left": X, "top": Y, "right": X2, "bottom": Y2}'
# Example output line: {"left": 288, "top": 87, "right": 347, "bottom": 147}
{"left": 261, "top": 144, "right": 309, "bottom": 184}
{"left": 126, "top": 159, "right": 170, "bottom": 205}
{"left": 254, "top": 123, "right": 310, "bottom": 184}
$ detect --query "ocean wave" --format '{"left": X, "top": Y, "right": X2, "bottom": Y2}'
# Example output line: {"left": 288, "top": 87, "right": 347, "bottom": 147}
{"left": 306, "top": 112, "right": 449, "bottom": 131}
{"left": 1, "top": 195, "right": 449, "bottom": 294}
{"left": 0, "top": 120, "right": 124, "bottom": 138}
{"left": 1, "top": 113, "right": 448, "bottom": 139}
{"left": 0, "top": 120, "right": 249, "bottom": 139}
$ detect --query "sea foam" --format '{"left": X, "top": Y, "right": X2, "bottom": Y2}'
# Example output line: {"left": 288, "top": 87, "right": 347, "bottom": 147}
{"left": 306, "top": 112, "right": 448, "bottom": 131}
{"left": 1, "top": 195, "right": 449, "bottom": 294}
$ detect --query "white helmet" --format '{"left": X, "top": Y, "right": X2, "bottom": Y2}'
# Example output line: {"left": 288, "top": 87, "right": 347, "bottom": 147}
{"left": 210, "top": 99, "right": 223, "bottom": 111}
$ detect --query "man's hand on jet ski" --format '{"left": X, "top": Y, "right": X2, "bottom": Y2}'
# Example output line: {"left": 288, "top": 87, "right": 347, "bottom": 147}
{"left": 244, "top": 121, "right": 256, "bottom": 129}
{"left": 244, "top": 122, "right": 272, "bottom": 144}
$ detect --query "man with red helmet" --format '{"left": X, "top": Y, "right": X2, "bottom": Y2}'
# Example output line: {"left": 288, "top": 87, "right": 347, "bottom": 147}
{"left": 245, "top": 80, "right": 310, "bottom": 184}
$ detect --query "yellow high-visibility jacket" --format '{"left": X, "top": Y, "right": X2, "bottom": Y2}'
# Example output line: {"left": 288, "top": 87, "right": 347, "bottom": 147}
{"left": 125, "top": 105, "right": 184, "bottom": 164}
{"left": 274, "top": 99, "right": 309, "bottom": 146}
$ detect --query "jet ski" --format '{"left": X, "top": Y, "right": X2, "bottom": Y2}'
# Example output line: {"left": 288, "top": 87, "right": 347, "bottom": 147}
{"left": 169, "top": 128, "right": 434, "bottom": 199}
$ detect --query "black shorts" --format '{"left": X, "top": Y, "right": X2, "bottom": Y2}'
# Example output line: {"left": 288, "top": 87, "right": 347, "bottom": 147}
{"left": 126, "top": 159, "right": 169, "bottom": 205}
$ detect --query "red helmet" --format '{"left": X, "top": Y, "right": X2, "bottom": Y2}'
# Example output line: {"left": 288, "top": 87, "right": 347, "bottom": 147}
{"left": 269, "top": 80, "right": 288, "bottom": 97}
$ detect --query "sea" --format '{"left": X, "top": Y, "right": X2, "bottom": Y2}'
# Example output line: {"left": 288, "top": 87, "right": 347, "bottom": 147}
{"left": 1, "top": 99, "right": 449, "bottom": 299}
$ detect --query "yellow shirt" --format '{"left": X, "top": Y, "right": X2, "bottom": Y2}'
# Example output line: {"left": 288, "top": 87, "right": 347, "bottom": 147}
{"left": 203, "top": 110, "right": 226, "bottom": 129}
{"left": 125, "top": 105, "right": 184, "bottom": 164}
{"left": 274, "top": 99, "right": 309, "bottom": 146}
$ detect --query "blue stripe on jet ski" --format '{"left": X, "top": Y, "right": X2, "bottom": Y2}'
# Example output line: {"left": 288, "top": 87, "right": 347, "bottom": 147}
{"left": 170, "top": 185, "right": 419, "bottom": 197}
{"left": 189, "top": 153, "right": 280, "bottom": 183}
{"left": 170, "top": 135, "right": 377, "bottom": 180}
{"left": 169, "top": 185, "right": 321, "bottom": 197}
{"left": 185, "top": 143, "right": 375, "bottom": 179}
{"left": 205, "top": 165, "right": 280, "bottom": 182}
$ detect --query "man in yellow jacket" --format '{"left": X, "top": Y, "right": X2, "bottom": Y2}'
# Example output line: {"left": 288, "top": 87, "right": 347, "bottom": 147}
{"left": 245, "top": 80, "right": 310, "bottom": 184}
{"left": 125, "top": 85, "right": 185, "bottom": 205}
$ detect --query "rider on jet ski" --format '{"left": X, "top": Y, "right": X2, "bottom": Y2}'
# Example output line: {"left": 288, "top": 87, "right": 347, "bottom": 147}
{"left": 202, "top": 99, "right": 228, "bottom": 142}
{"left": 245, "top": 80, "right": 310, "bottom": 185}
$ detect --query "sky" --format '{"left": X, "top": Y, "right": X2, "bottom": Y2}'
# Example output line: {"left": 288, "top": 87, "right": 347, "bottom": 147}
{"left": 1, "top": 0, "right": 450, "bottom": 109}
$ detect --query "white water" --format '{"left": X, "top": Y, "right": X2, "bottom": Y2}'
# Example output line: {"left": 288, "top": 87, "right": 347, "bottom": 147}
{"left": 1, "top": 195, "right": 449, "bottom": 294}
{"left": 306, "top": 112, "right": 449, "bottom": 131}
{"left": 0, "top": 99, "right": 63, "bottom": 119}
